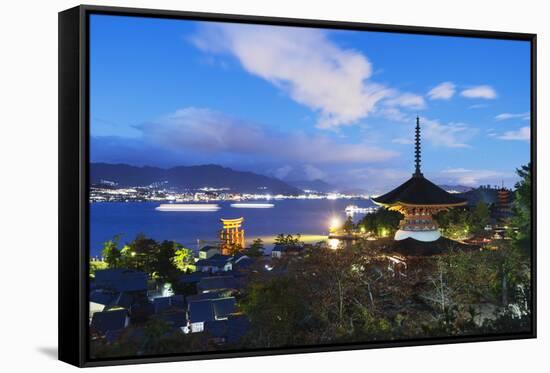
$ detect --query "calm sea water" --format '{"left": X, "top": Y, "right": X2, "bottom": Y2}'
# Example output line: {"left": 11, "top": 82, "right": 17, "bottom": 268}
{"left": 89, "top": 199, "right": 375, "bottom": 257}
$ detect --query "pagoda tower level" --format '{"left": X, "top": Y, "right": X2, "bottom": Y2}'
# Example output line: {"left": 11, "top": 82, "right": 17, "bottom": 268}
{"left": 373, "top": 117, "right": 467, "bottom": 242}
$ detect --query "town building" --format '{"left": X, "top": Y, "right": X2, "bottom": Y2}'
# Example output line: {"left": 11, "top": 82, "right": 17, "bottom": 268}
{"left": 198, "top": 245, "right": 221, "bottom": 259}
{"left": 195, "top": 254, "right": 233, "bottom": 273}
{"left": 186, "top": 297, "right": 237, "bottom": 333}
{"left": 495, "top": 185, "right": 512, "bottom": 223}
{"left": 90, "top": 309, "right": 129, "bottom": 341}
{"left": 271, "top": 244, "right": 304, "bottom": 258}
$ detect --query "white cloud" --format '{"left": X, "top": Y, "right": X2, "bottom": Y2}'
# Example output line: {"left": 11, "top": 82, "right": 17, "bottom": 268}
{"left": 343, "top": 167, "right": 411, "bottom": 193}
{"left": 468, "top": 103, "right": 489, "bottom": 109}
{"left": 420, "top": 117, "right": 476, "bottom": 148}
{"left": 384, "top": 92, "right": 426, "bottom": 110}
{"left": 497, "top": 126, "right": 530, "bottom": 141}
{"left": 375, "top": 107, "right": 410, "bottom": 123}
{"left": 460, "top": 85, "right": 497, "bottom": 99}
{"left": 138, "top": 107, "right": 399, "bottom": 164}
{"left": 495, "top": 112, "right": 530, "bottom": 121}
{"left": 427, "top": 82, "right": 456, "bottom": 100}
{"left": 439, "top": 168, "right": 511, "bottom": 186}
{"left": 191, "top": 24, "right": 419, "bottom": 129}
{"left": 392, "top": 137, "right": 413, "bottom": 145}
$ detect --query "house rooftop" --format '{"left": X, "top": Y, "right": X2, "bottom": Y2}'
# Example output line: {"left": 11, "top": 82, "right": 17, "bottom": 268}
{"left": 188, "top": 300, "right": 216, "bottom": 323}
{"left": 188, "top": 297, "right": 237, "bottom": 323}
{"left": 185, "top": 291, "right": 224, "bottom": 303}
{"left": 212, "top": 297, "right": 236, "bottom": 319}
{"left": 91, "top": 309, "right": 128, "bottom": 334}
{"left": 205, "top": 316, "right": 250, "bottom": 343}
{"left": 197, "top": 276, "right": 238, "bottom": 292}
{"left": 93, "top": 268, "right": 148, "bottom": 293}
{"left": 90, "top": 290, "right": 117, "bottom": 306}
{"left": 153, "top": 295, "right": 185, "bottom": 313}
{"left": 178, "top": 272, "right": 209, "bottom": 284}
{"left": 195, "top": 254, "right": 232, "bottom": 268}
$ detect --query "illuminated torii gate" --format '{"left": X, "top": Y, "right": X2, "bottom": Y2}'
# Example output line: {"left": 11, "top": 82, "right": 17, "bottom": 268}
{"left": 219, "top": 217, "right": 245, "bottom": 254}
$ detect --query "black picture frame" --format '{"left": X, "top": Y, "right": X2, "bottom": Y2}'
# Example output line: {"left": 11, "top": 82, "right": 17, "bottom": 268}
{"left": 59, "top": 4, "right": 537, "bottom": 367}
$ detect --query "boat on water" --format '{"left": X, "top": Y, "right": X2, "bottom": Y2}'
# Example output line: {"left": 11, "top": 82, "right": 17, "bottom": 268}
{"left": 230, "top": 203, "right": 274, "bottom": 209}
{"left": 155, "top": 203, "right": 220, "bottom": 212}
{"left": 345, "top": 205, "right": 378, "bottom": 214}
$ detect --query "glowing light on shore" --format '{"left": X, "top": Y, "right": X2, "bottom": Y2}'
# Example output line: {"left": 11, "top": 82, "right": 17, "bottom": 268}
{"left": 155, "top": 204, "right": 220, "bottom": 212}
{"left": 329, "top": 216, "right": 341, "bottom": 232}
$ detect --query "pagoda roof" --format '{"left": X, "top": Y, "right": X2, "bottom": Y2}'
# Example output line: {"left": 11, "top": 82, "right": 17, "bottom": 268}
{"left": 372, "top": 175, "right": 467, "bottom": 207}
{"left": 389, "top": 236, "right": 479, "bottom": 256}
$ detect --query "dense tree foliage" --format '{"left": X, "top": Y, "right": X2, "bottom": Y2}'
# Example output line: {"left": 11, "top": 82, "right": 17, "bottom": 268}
{"left": 342, "top": 216, "right": 355, "bottom": 234}
{"left": 435, "top": 202, "right": 490, "bottom": 240}
{"left": 98, "top": 234, "right": 193, "bottom": 286}
{"left": 511, "top": 163, "right": 532, "bottom": 256}
{"left": 173, "top": 247, "right": 195, "bottom": 272}
{"left": 357, "top": 208, "right": 403, "bottom": 237}
{"left": 239, "top": 239, "right": 531, "bottom": 348}
{"left": 246, "top": 238, "right": 265, "bottom": 257}
{"left": 274, "top": 233, "right": 302, "bottom": 246}
{"left": 101, "top": 235, "right": 122, "bottom": 268}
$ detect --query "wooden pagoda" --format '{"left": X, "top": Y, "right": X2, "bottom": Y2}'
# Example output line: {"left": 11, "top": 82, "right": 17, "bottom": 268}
{"left": 373, "top": 117, "right": 467, "bottom": 242}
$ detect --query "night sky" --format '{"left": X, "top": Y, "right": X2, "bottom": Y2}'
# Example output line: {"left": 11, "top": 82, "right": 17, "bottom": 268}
{"left": 89, "top": 15, "right": 531, "bottom": 193}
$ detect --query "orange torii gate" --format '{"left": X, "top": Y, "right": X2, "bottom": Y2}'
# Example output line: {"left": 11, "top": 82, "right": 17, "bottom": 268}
{"left": 219, "top": 217, "right": 245, "bottom": 254}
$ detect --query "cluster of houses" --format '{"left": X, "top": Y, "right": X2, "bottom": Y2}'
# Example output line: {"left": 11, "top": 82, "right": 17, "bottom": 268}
{"left": 89, "top": 242, "right": 305, "bottom": 347}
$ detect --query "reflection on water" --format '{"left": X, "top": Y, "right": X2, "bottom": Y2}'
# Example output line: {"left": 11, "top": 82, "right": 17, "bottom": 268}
{"left": 328, "top": 238, "right": 340, "bottom": 250}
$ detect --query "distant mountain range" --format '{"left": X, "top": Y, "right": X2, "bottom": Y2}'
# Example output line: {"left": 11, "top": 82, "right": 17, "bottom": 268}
{"left": 90, "top": 163, "right": 302, "bottom": 195}
{"left": 90, "top": 163, "right": 492, "bottom": 198}
{"left": 439, "top": 185, "right": 474, "bottom": 193}
{"left": 457, "top": 186, "right": 513, "bottom": 206}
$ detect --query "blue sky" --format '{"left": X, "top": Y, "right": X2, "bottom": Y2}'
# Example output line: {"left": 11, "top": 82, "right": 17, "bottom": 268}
{"left": 89, "top": 14, "right": 531, "bottom": 192}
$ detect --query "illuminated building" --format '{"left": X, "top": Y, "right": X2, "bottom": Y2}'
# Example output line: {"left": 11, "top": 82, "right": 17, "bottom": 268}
{"left": 373, "top": 117, "right": 467, "bottom": 242}
{"left": 219, "top": 217, "right": 245, "bottom": 254}
{"left": 495, "top": 184, "right": 512, "bottom": 223}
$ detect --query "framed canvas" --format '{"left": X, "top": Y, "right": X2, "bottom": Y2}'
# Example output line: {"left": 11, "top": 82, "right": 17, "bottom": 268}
{"left": 58, "top": 5, "right": 537, "bottom": 367}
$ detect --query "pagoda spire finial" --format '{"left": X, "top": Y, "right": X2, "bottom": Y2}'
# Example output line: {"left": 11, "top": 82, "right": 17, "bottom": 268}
{"left": 414, "top": 116, "right": 423, "bottom": 177}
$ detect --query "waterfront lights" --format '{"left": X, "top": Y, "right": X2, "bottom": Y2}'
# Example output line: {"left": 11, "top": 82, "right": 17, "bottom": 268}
{"left": 329, "top": 216, "right": 341, "bottom": 232}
